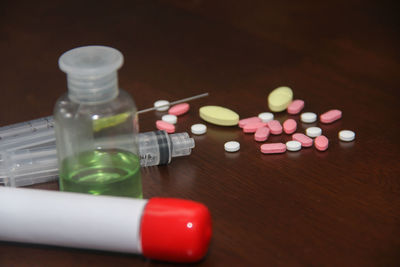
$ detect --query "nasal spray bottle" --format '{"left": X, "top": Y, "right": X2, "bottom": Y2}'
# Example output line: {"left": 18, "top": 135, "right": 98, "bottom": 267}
{"left": 54, "top": 46, "right": 142, "bottom": 197}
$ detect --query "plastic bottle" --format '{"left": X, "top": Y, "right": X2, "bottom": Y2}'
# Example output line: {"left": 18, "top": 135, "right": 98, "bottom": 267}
{"left": 54, "top": 46, "right": 142, "bottom": 198}
{"left": 0, "top": 187, "right": 212, "bottom": 263}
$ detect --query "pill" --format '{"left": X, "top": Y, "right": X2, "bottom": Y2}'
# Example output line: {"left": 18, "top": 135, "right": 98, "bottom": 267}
{"left": 320, "top": 109, "right": 342, "bottom": 124}
{"left": 305, "top": 127, "right": 322, "bottom": 138}
{"left": 260, "top": 143, "right": 286, "bottom": 154}
{"left": 283, "top": 119, "right": 297, "bottom": 134}
{"left": 315, "top": 135, "right": 329, "bottom": 151}
{"left": 301, "top": 112, "right": 317, "bottom": 123}
{"left": 224, "top": 141, "right": 240, "bottom": 152}
{"left": 156, "top": 120, "right": 175, "bottom": 133}
{"left": 292, "top": 133, "right": 313, "bottom": 147}
{"left": 168, "top": 103, "right": 190, "bottom": 116}
{"left": 286, "top": 140, "right": 302, "bottom": 151}
{"left": 161, "top": 114, "right": 177, "bottom": 124}
{"left": 239, "top": 116, "right": 262, "bottom": 128}
{"left": 258, "top": 112, "right": 274, "bottom": 123}
{"left": 154, "top": 100, "right": 170, "bottom": 111}
{"left": 287, "top": 99, "right": 305, "bottom": 114}
{"left": 339, "top": 130, "right": 355, "bottom": 142}
{"left": 191, "top": 123, "right": 207, "bottom": 135}
{"left": 268, "top": 86, "right": 293, "bottom": 112}
{"left": 243, "top": 122, "right": 268, "bottom": 133}
{"left": 267, "top": 120, "right": 283, "bottom": 135}
{"left": 199, "top": 106, "right": 239, "bottom": 126}
{"left": 254, "top": 127, "right": 270, "bottom": 142}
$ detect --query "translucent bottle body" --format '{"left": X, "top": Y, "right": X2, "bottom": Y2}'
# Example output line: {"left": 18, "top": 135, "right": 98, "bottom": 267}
{"left": 54, "top": 90, "right": 142, "bottom": 198}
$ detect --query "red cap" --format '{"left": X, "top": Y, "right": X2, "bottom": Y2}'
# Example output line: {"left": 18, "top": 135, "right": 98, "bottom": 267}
{"left": 140, "top": 198, "right": 212, "bottom": 263}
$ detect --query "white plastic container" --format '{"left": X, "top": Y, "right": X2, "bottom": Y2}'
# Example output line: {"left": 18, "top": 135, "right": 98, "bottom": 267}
{"left": 0, "top": 187, "right": 212, "bottom": 263}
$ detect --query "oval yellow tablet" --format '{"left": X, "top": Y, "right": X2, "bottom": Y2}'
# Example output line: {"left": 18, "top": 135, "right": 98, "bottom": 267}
{"left": 268, "top": 86, "right": 293, "bottom": 112}
{"left": 92, "top": 112, "right": 130, "bottom": 132}
{"left": 199, "top": 105, "right": 239, "bottom": 126}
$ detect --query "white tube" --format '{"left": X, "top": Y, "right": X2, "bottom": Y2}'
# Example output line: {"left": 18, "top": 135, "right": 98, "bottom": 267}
{"left": 0, "top": 187, "right": 147, "bottom": 254}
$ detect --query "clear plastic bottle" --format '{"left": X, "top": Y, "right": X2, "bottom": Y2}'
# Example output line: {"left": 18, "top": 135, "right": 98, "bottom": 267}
{"left": 54, "top": 46, "right": 142, "bottom": 198}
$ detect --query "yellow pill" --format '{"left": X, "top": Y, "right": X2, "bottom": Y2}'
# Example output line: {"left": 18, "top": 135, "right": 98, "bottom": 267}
{"left": 92, "top": 112, "right": 130, "bottom": 132}
{"left": 268, "top": 86, "right": 293, "bottom": 112}
{"left": 199, "top": 105, "right": 239, "bottom": 126}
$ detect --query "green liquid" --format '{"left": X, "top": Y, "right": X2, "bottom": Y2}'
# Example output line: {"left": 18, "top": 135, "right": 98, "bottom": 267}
{"left": 60, "top": 149, "right": 142, "bottom": 198}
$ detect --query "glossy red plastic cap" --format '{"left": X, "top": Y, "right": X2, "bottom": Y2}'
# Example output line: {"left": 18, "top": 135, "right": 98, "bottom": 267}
{"left": 140, "top": 198, "right": 212, "bottom": 263}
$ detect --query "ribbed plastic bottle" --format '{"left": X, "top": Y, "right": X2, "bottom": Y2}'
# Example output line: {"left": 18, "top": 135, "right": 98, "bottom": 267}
{"left": 54, "top": 45, "right": 142, "bottom": 198}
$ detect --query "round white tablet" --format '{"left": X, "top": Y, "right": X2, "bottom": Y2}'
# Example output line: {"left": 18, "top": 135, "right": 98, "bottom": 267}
{"left": 258, "top": 112, "right": 274, "bottom": 123}
{"left": 286, "top": 140, "right": 301, "bottom": 151}
{"left": 306, "top": 127, "right": 322, "bottom": 138}
{"left": 154, "top": 100, "right": 170, "bottom": 111}
{"left": 161, "top": 114, "right": 177, "bottom": 124}
{"left": 224, "top": 141, "right": 240, "bottom": 152}
{"left": 339, "top": 130, "right": 355, "bottom": 142}
{"left": 301, "top": 112, "right": 317, "bottom": 123}
{"left": 191, "top": 123, "right": 207, "bottom": 135}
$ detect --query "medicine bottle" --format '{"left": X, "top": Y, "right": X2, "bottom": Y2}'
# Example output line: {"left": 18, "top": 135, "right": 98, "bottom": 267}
{"left": 54, "top": 46, "right": 142, "bottom": 198}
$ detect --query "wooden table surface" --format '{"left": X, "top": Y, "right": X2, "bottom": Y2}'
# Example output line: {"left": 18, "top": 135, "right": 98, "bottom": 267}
{"left": 1, "top": 0, "right": 399, "bottom": 266}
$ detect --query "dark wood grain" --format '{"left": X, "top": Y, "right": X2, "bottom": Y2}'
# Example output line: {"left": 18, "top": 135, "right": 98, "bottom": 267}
{"left": 0, "top": 0, "right": 399, "bottom": 266}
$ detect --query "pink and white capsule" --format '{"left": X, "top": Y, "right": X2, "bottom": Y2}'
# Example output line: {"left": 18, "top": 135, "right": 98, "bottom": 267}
{"left": 254, "top": 127, "right": 270, "bottom": 142}
{"left": 287, "top": 99, "right": 304, "bottom": 114}
{"left": 315, "top": 135, "right": 329, "bottom": 151}
{"left": 168, "top": 103, "right": 190, "bottom": 116}
{"left": 260, "top": 143, "right": 286, "bottom": 154}
{"left": 292, "top": 133, "right": 313, "bottom": 147}
{"left": 283, "top": 119, "right": 297, "bottom": 134}
{"left": 243, "top": 122, "right": 267, "bottom": 133}
{"left": 156, "top": 120, "right": 175, "bottom": 133}
{"left": 320, "top": 109, "right": 342, "bottom": 124}
{"left": 267, "top": 120, "right": 283, "bottom": 135}
{"left": 239, "top": 116, "right": 262, "bottom": 128}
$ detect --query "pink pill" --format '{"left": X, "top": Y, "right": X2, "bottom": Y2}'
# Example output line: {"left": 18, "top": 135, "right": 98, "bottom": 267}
{"left": 292, "top": 133, "right": 313, "bottom": 147}
{"left": 239, "top": 116, "right": 262, "bottom": 128}
{"left": 254, "top": 126, "right": 270, "bottom": 142}
{"left": 243, "top": 122, "right": 267, "bottom": 133}
{"left": 283, "top": 119, "right": 297, "bottom": 134}
{"left": 260, "top": 143, "right": 286, "bottom": 154}
{"left": 168, "top": 103, "right": 190, "bottom": 116}
{"left": 156, "top": 120, "right": 175, "bottom": 133}
{"left": 287, "top": 99, "right": 305, "bottom": 114}
{"left": 315, "top": 135, "right": 329, "bottom": 151}
{"left": 267, "top": 120, "right": 283, "bottom": 135}
{"left": 320, "top": 109, "right": 342, "bottom": 124}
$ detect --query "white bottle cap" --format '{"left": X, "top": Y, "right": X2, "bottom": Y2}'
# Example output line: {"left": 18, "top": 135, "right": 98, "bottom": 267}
{"left": 59, "top": 46, "right": 123, "bottom": 103}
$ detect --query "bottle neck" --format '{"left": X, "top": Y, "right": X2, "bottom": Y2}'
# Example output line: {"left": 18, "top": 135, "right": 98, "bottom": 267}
{"left": 67, "top": 72, "right": 119, "bottom": 104}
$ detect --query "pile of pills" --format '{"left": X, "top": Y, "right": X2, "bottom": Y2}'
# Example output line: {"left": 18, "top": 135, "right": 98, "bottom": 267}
{"left": 153, "top": 100, "right": 208, "bottom": 136}
{"left": 232, "top": 86, "right": 356, "bottom": 154}
{"left": 153, "top": 86, "right": 355, "bottom": 155}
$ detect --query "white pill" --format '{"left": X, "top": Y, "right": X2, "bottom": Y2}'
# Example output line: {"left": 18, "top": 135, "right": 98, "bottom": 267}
{"left": 191, "top": 123, "right": 207, "bottom": 135}
{"left": 224, "top": 141, "right": 240, "bottom": 152}
{"left": 258, "top": 112, "right": 274, "bottom": 123}
{"left": 162, "top": 114, "right": 177, "bottom": 124}
{"left": 339, "top": 130, "right": 355, "bottom": 142}
{"left": 306, "top": 127, "right": 322, "bottom": 138}
{"left": 301, "top": 112, "right": 317, "bottom": 123}
{"left": 286, "top": 140, "right": 302, "bottom": 151}
{"left": 154, "top": 100, "right": 170, "bottom": 111}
